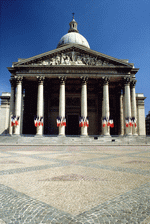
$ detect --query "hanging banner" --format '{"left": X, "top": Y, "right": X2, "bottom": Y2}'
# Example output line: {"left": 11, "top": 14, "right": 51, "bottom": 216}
{"left": 103, "top": 117, "right": 114, "bottom": 128}
{"left": 11, "top": 115, "right": 19, "bottom": 126}
{"left": 125, "top": 117, "right": 136, "bottom": 128}
{"left": 56, "top": 116, "right": 66, "bottom": 127}
{"left": 34, "top": 116, "right": 44, "bottom": 127}
{"left": 79, "top": 116, "right": 89, "bottom": 127}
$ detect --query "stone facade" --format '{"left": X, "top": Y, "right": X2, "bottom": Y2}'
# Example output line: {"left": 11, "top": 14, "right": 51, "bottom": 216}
{"left": 0, "top": 93, "right": 11, "bottom": 134}
{"left": 0, "top": 18, "right": 147, "bottom": 137}
{"left": 146, "top": 111, "right": 150, "bottom": 135}
{"left": 0, "top": 75, "right": 146, "bottom": 136}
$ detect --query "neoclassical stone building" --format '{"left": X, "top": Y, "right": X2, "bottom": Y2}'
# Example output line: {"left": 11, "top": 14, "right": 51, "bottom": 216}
{"left": 1, "top": 16, "right": 146, "bottom": 136}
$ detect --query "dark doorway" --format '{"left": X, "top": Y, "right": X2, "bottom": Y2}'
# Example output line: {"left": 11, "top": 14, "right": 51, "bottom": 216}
{"left": 67, "top": 115, "right": 79, "bottom": 135}
{"left": 23, "top": 82, "right": 37, "bottom": 135}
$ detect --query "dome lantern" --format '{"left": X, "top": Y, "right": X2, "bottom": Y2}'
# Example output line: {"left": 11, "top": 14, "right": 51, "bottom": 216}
{"left": 57, "top": 14, "right": 90, "bottom": 49}
{"left": 68, "top": 13, "right": 79, "bottom": 33}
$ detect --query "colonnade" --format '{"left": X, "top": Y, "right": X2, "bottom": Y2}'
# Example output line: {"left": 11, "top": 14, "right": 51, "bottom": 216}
{"left": 9, "top": 75, "right": 138, "bottom": 136}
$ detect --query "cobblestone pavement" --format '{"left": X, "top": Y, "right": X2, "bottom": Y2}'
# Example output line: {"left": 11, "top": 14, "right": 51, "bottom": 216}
{"left": 0, "top": 145, "right": 150, "bottom": 224}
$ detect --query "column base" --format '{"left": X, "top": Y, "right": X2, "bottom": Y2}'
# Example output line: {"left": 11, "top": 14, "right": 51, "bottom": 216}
{"left": 133, "top": 133, "right": 138, "bottom": 136}
{"left": 125, "top": 133, "right": 132, "bottom": 137}
{"left": 58, "top": 134, "right": 66, "bottom": 137}
{"left": 103, "top": 133, "right": 110, "bottom": 137}
{"left": 80, "top": 135, "right": 88, "bottom": 138}
{"left": 35, "top": 134, "right": 43, "bottom": 137}
{"left": 103, "top": 135, "right": 111, "bottom": 138}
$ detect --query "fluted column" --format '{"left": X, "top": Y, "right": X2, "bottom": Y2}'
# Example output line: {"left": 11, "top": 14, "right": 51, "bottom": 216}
{"left": 120, "top": 90, "right": 124, "bottom": 135}
{"left": 124, "top": 77, "right": 132, "bottom": 135}
{"left": 102, "top": 77, "right": 110, "bottom": 136}
{"left": 36, "top": 76, "right": 45, "bottom": 135}
{"left": 9, "top": 77, "right": 15, "bottom": 135}
{"left": 81, "top": 76, "right": 88, "bottom": 136}
{"left": 131, "top": 80, "right": 138, "bottom": 135}
{"left": 14, "top": 76, "right": 23, "bottom": 135}
{"left": 59, "top": 76, "right": 66, "bottom": 136}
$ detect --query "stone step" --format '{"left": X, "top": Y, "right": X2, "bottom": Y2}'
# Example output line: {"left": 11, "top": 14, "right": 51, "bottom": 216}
{"left": 0, "top": 135, "right": 150, "bottom": 145}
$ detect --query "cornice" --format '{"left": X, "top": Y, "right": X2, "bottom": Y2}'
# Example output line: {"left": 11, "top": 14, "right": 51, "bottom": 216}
{"left": 136, "top": 96, "right": 146, "bottom": 100}
{"left": 130, "top": 68, "right": 139, "bottom": 74}
{"left": 12, "top": 44, "right": 133, "bottom": 67}
{"left": 12, "top": 66, "right": 133, "bottom": 76}
{"left": 7, "top": 67, "right": 16, "bottom": 74}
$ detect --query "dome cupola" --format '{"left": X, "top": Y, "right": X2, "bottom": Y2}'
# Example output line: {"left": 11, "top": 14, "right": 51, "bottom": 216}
{"left": 57, "top": 14, "right": 90, "bottom": 49}
{"left": 68, "top": 13, "right": 79, "bottom": 33}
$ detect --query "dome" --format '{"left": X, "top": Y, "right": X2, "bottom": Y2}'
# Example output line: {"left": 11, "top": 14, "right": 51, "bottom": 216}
{"left": 57, "top": 15, "right": 90, "bottom": 49}
{"left": 57, "top": 32, "right": 90, "bottom": 48}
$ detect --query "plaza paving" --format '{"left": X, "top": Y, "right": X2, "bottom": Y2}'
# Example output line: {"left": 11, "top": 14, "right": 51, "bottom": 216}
{"left": 0, "top": 145, "right": 150, "bottom": 223}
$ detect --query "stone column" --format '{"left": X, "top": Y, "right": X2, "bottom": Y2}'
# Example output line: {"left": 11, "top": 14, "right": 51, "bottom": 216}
{"left": 124, "top": 77, "right": 132, "bottom": 135}
{"left": 36, "top": 76, "right": 45, "bottom": 135}
{"left": 20, "top": 88, "right": 24, "bottom": 135}
{"left": 120, "top": 90, "right": 124, "bottom": 135}
{"left": 9, "top": 77, "right": 15, "bottom": 135}
{"left": 59, "top": 76, "right": 66, "bottom": 136}
{"left": 80, "top": 76, "right": 88, "bottom": 136}
{"left": 102, "top": 77, "right": 110, "bottom": 136}
{"left": 14, "top": 76, "right": 23, "bottom": 135}
{"left": 131, "top": 80, "right": 138, "bottom": 135}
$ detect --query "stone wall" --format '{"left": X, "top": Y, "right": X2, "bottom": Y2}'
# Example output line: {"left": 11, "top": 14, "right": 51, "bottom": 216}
{"left": 0, "top": 93, "right": 10, "bottom": 134}
{"left": 136, "top": 93, "right": 146, "bottom": 135}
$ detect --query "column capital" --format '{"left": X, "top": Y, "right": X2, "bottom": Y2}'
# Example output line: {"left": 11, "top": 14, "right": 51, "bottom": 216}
{"left": 37, "top": 76, "right": 45, "bottom": 84}
{"left": 124, "top": 77, "right": 131, "bottom": 85}
{"left": 59, "top": 76, "right": 67, "bottom": 84}
{"left": 80, "top": 76, "right": 88, "bottom": 84}
{"left": 102, "top": 76, "right": 109, "bottom": 85}
{"left": 131, "top": 79, "right": 137, "bottom": 87}
{"left": 15, "top": 76, "right": 23, "bottom": 84}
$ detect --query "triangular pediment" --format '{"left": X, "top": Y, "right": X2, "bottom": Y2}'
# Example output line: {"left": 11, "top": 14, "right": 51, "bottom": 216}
{"left": 13, "top": 44, "right": 133, "bottom": 68}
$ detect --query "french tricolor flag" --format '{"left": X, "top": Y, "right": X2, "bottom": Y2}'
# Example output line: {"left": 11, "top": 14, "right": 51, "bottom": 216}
{"left": 79, "top": 117, "right": 83, "bottom": 127}
{"left": 57, "top": 120, "right": 61, "bottom": 127}
{"left": 37, "top": 117, "right": 40, "bottom": 126}
{"left": 56, "top": 116, "right": 61, "bottom": 127}
{"left": 132, "top": 117, "right": 137, "bottom": 127}
{"left": 34, "top": 116, "right": 38, "bottom": 127}
{"left": 63, "top": 118, "right": 66, "bottom": 126}
{"left": 13, "top": 116, "right": 16, "bottom": 126}
{"left": 129, "top": 119, "right": 132, "bottom": 127}
{"left": 102, "top": 118, "right": 106, "bottom": 127}
{"left": 40, "top": 117, "right": 44, "bottom": 126}
{"left": 11, "top": 116, "right": 14, "bottom": 126}
{"left": 107, "top": 119, "right": 110, "bottom": 127}
{"left": 125, "top": 119, "right": 129, "bottom": 127}
{"left": 85, "top": 117, "right": 89, "bottom": 127}
{"left": 110, "top": 120, "right": 114, "bottom": 128}
{"left": 15, "top": 116, "right": 19, "bottom": 126}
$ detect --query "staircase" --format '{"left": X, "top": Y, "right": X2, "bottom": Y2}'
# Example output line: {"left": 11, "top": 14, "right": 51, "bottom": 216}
{"left": 0, "top": 135, "right": 150, "bottom": 145}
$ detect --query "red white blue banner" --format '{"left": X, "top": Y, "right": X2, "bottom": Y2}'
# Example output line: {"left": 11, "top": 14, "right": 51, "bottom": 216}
{"left": 102, "top": 117, "right": 114, "bottom": 128}
{"left": 56, "top": 116, "right": 66, "bottom": 127}
{"left": 11, "top": 115, "right": 19, "bottom": 126}
{"left": 125, "top": 117, "right": 137, "bottom": 127}
{"left": 34, "top": 116, "right": 44, "bottom": 127}
{"left": 79, "top": 116, "right": 89, "bottom": 127}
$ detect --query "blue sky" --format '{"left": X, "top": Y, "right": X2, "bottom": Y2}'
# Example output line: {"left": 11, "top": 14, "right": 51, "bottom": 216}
{"left": 0, "top": 0, "right": 150, "bottom": 115}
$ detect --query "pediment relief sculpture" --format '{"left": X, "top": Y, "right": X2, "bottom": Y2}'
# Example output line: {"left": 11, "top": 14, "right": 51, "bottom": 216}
{"left": 31, "top": 51, "right": 116, "bottom": 67}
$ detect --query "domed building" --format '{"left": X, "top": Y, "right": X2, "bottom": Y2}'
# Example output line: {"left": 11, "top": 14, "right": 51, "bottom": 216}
{"left": 57, "top": 18, "right": 90, "bottom": 49}
{"left": 0, "top": 16, "right": 146, "bottom": 137}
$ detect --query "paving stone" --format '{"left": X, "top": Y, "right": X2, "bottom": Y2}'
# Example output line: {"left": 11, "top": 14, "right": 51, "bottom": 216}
{"left": 0, "top": 145, "right": 150, "bottom": 223}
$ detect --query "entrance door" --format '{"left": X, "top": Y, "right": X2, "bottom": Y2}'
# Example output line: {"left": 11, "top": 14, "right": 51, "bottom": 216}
{"left": 67, "top": 115, "right": 79, "bottom": 135}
